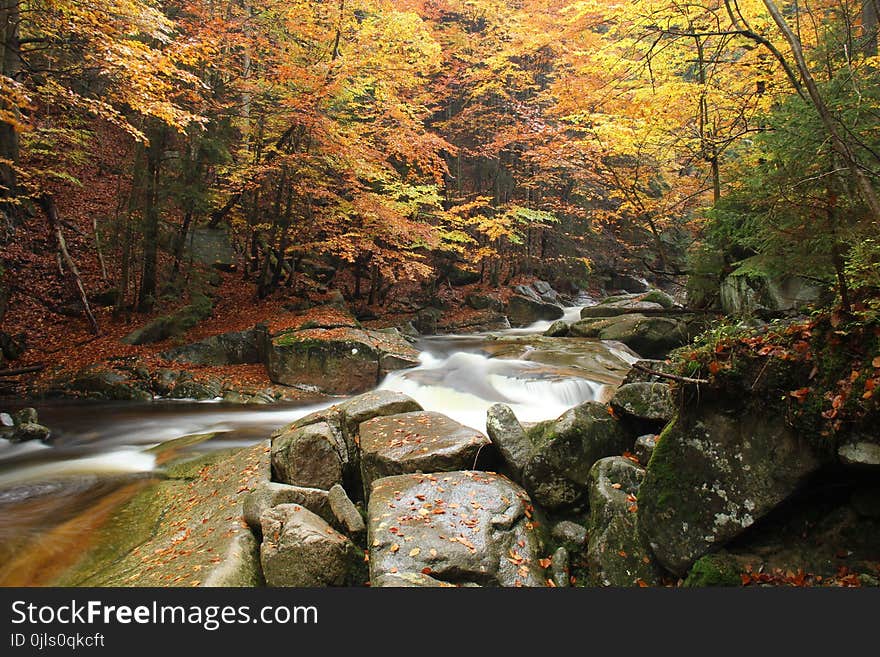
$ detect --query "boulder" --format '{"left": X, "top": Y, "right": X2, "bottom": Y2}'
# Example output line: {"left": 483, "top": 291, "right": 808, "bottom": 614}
{"left": 550, "top": 547, "right": 570, "bottom": 587}
{"left": 608, "top": 274, "right": 649, "bottom": 293}
{"left": 243, "top": 482, "right": 333, "bottom": 533}
{"left": 328, "top": 483, "right": 366, "bottom": 540}
{"left": 260, "top": 504, "right": 361, "bottom": 587}
{"left": 522, "top": 401, "right": 631, "bottom": 509}
{"left": 338, "top": 390, "right": 423, "bottom": 450}
{"left": 359, "top": 411, "right": 490, "bottom": 498}
{"left": 466, "top": 293, "right": 504, "bottom": 312}
{"left": 570, "top": 314, "right": 689, "bottom": 359}
{"left": 414, "top": 308, "right": 443, "bottom": 335}
{"left": 437, "top": 311, "right": 510, "bottom": 333}
{"left": 485, "top": 403, "right": 532, "bottom": 480}
{"left": 634, "top": 434, "right": 657, "bottom": 467}
{"left": 580, "top": 299, "right": 665, "bottom": 318}
{"left": 265, "top": 326, "right": 419, "bottom": 394}
{"left": 367, "top": 471, "right": 545, "bottom": 587}
{"left": 202, "top": 530, "right": 263, "bottom": 587}
{"left": 638, "top": 410, "right": 824, "bottom": 577}
{"left": 641, "top": 289, "right": 676, "bottom": 309}
{"left": 10, "top": 422, "right": 51, "bottom": 443}
{"left": 551, "top": 520, "right": 588, "bottom": 549}
{"left": 587, "top": 457, "right": 661, "bottom": 586}
{"left": 543, "top": 320, "right": 570, "bottom": 337}
{"left": 160, "top": 324, "right": 265, "bottom": 366}
{"left": 610, "top": 382, "right": 675, "bottom": 424}
{"left": 506, "top": 294, "right": 564, "bottom": 327}
{"left": 270, "top": 421, "right": 346, "bottom": 490}
{"left": 122, "top": 293, "right": 213, "bottom": 345}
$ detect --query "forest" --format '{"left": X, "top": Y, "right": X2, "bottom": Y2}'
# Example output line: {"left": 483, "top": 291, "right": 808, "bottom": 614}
{"left": 0, "top": 0, "right": 878, "bottom": 590}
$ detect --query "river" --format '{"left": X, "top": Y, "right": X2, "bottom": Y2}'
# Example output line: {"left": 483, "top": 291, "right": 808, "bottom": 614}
{"left": 0, "top": 305, "right": 639, "bottom": 582}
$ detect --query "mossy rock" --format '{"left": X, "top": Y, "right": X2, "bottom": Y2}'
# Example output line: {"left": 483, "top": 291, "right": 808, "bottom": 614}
{"left": 683, "top": 552, "right": 742, "bottom": 587}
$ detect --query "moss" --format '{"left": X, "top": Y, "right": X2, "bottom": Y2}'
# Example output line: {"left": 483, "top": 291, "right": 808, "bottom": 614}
{"left": 683, "top": 552, "right": 741, "bottom": 587}
{"left": 641, "top": 289, "right": 675, "bottom": 308}
{"left": 642, "top": 417, "right": 683, "bottom": 511}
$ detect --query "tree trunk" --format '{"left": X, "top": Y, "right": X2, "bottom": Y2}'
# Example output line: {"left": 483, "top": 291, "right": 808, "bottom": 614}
{"left": 137, "top": 125, "right": 166, "bottom": 312}
{"left": 38, "top": 195, "right": 100, "bottom": 335}
{"left": 0, "top": 0, "right": 21, "bottom": 214}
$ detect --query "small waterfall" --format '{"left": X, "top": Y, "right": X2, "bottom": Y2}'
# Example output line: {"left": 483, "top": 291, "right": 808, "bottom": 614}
{"left": 379, "top": 347, "right": 608, "bottom": 432}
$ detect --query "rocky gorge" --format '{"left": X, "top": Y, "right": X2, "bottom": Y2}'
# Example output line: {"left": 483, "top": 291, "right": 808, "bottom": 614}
{"left": 1, "top": 279, "right": 878, "bottom": 588}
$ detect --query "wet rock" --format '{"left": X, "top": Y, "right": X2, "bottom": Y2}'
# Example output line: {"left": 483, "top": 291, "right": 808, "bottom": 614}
{"left": 10, "top": 422, "right": 51, "bottom": 443}
{"left": 522, "top": 401, "right": 631, "bottom": 509}
{"left": 168, "top": 377, "right": 222, "bottom": 400}
{"left": 243, "top": 482, "right": 333, "bottom": 533}
{"left": 641, "top": 289, "right": 676, "bottom": 309}
{"left": 260, "top": 504, "right": 361, "bottom": 587}
{"left": 610, "top": 382, "right": 675, "bottom": 423}
{"left": 550, "top": 547, "right": 570, "bottom": 587}
{"left": 13, "top": 407, "right": 38, "bottom": 425}
{"left": 634, "top": 434, "right": 657, "bottom": 466}
{"left": 122, "top": 293, "right": 213, "bottom": 345}
{"left": 506, "top": 294, "right": 564, "bottom": 327}
{"left": 52, "top": 366, "right": 154, "bottom": 401}
{"left": 329, "top": 483, "right": 366, "bottom": 540}
{"left": 570, "top": 314, "right": 689, "bottom": 359}
{"left": 638, "top": 409, "right": 824, "bottom": 577}
{"left": 266, "top": 326, "right": 419, "bottom": 394}
{"left": 338, "top": 390, "right": 423, "bottom": 448}
{"left": 438, "top": 310, "right": 510, "bottom": 333}
{"left": 587, "top": 456, "right": 661, "bottom": 586}
{"left": 359, "top": 411, "right": 490, "bottom": 498}
{"left": 551, "top": 520, "right": 588, "bottom": 549}
{"left": 271, "top": 421, "right": 346, "bottom": 490}
{"left": 0, "top": 412, "right": 13, "bottom": 428}
{"left": 486, "top": 403, "right": 532, "bottom": 480}
{"left": 543, "top": 320, "right": 570, "bottom": 337}
{"left": 368, "top": 471, "right": 545, "bottom": 587}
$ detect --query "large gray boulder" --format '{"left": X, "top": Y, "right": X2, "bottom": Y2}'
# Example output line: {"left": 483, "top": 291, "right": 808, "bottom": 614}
{"left": 368, "top": 471, "right": 544, "bottom": 587}
{"left": 587, "top": 457, "right": 661, "bottom": 586}
{"left": 638, "top": 409, "right": 824, "bottom": 576}
{"left": 270, "top": 421, "right": 346, "bottom": 490}
{"left": 265, "top": 326, "right": 420, "bottom": 394}
{"left": 580, "top": 299, "right": 665, "bottom": 318}
{"left": 485, "top": 403, "right": 532, "bottom": 480}
{"left": 260, "top": 504, "right": 361, "bottom": 587}
{"left": 160, "top": 324, "right": 266, "bottom": 366}
{"left": 570, "top": 314, "right": 689, "bottom": 359}
{"left": 522, "top": 401, "right": 631, "bottom": 509}
{"left": 359, "top": 411, "right": 490, "bottom": 498}
{"left": 610, "top": 382, "right": 675, "bottom": 424}
{"left": 506, "top": 294, "right": 564, "bottom": 327}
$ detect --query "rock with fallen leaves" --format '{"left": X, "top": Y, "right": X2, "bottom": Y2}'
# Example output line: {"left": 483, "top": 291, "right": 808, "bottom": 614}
{"left": 359, "top": 412, "right": 490, "bottom": 499}
{"left": 638, "top": 404, "right": 825, "bottom": 577}
{"left": 486, "top": 403, "right": 532, "bottom": 480}
{"left": 367, "top": 471, "right": 545, "bottom": 587}
{"left": 243, "top": 482, "right": 333, "bottom": 534}
{"left": 610, "top": 382, "right": 675, "bottom": 425}
{"left": 587, "top": 456, "right": 661, "bottom": 587}
{"left": 522, "top": 401, "right": 631, "bottom": 509}
{"left": 260, "top": 503, "right": 361, "bottom": 587}
{"left": 265, "top": 326, "right": 420, "bottom": 394}
{"left": 271, "top": 421, "right": 346, "bottom": 490}
{"left": 580, "top": 298, "right": 665, "bottom": 318}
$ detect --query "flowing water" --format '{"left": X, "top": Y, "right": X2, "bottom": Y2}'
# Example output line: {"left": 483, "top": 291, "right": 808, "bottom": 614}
{"left": 0, "top": 305, "right": 639, "bottom": 582}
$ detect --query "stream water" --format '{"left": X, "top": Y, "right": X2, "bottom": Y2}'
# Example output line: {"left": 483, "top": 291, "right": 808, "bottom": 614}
{"left": 0, "top": 305, "right": 639, "bottom": 582}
